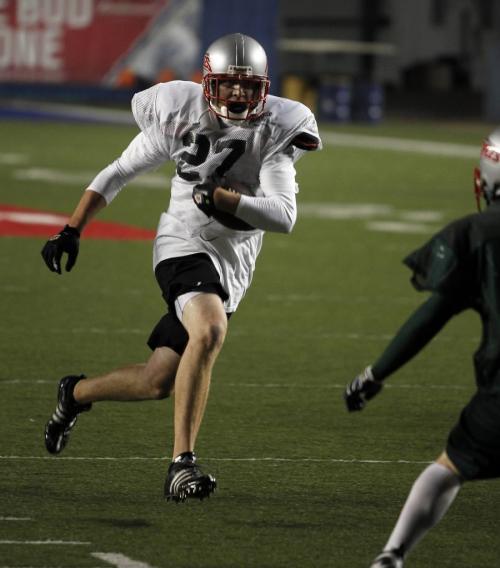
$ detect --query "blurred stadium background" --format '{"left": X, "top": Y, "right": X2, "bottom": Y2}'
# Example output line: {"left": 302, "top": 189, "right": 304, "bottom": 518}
{"left": 0, "top": 0, "right": 499, "bottom": 121}
{"left": 1, "top": 1, "right": 499, "bottom": 568}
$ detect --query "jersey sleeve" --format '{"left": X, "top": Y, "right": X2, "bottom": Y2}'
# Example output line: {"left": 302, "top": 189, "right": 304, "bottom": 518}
{"left": 265, "top": 99, "right": 322, "bottom": 163}
{"left": 88, "top": 84, "right": 177, "bottom": 203}
{"left": 131, "top": 84, "right": 160, "bottom": 133}
{"left": 131, "top": 83, "right": 172, "bottom": 158}
{"left": 234, "top": 135, "right": 298, "bottom": 232}
{"left": 403, "top": 217, "right": 475, "bottom": 301}
{"left": 88, "top": 131, "right": 168, "bottom": 204}
{"left": 234, "top": 101, "right": 320, "bottom": 232}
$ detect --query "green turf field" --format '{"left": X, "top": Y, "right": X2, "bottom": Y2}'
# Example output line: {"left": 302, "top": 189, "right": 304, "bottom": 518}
{"left": 1, "top": 116, "right": 499, "bottom": 568}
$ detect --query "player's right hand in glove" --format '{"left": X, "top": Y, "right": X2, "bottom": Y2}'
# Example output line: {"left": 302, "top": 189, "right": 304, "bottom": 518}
{"left": 41, "top": 224, "right": 80, "bottom": 274}
{"left": 344, "top": 366, "right": 383, "bottom": 412}
{"left": 192, "top": 179, "right": 217, "bottom": 216}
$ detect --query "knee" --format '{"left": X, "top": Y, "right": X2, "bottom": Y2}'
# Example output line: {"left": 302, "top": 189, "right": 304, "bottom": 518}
{"left": 436, "top": 451, "right": 462, "bottom": 478}
{"left": 148, "top": 374, "right": 175, "bottom": 400}
{"left": 192, "top": 320, "right": 227, "bottom": 353}
{"left": 150, "top": 382, "right": 172, "bottom": 400}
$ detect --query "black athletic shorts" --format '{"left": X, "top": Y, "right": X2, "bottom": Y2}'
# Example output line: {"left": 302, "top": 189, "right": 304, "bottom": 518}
{"left": 446, "top": 392, "right": 500, "bottom": 480}
{"left": 147, "top": 253, "right": 229, "bottom": 355}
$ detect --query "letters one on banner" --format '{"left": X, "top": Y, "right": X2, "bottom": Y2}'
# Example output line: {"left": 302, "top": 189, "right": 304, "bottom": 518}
{"left": 0, "top": 0, "right": 166, "bottom": 83}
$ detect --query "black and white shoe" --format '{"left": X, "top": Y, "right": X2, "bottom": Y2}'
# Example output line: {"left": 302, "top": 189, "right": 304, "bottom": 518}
{"left": 45, "top": 375, "right": 92, "bottom": 454}
{"left": 164, "top": 452, "right": 216, "bottom": 502}
{"left": 370, "top": 549, "right": 404, "bottom": 568}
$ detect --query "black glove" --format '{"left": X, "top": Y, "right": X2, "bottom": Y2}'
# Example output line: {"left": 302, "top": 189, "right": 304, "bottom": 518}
{"left": 41, "top": 224, "right": 80, "bottom": 274}
{"left": 344, "top": 366, "right": 383, "bottom": 412}
{"left": 192, "top": 180, "right": 217, "bottom": 216}
{"left": 192, "top": 178, "right": 255, "bottom": 231}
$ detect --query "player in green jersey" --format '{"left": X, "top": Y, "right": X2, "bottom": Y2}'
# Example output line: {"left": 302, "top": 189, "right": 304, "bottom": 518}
{"left": 344, "top": 127, "right": 500, "bottom": 568}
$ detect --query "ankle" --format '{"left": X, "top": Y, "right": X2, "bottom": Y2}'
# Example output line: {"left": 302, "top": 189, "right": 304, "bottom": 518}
{"left": 173, "top": 451, "right": 196, "bottom": 465}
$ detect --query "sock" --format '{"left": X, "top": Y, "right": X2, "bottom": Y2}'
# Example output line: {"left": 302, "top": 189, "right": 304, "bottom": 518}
{"left": 384, "top": 462, "right": 462, "bottom": 557}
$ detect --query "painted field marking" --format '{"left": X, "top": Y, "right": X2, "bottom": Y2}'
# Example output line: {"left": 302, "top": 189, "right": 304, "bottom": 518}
{"left": 265, "top": 293, "right": 417, "bottom": 304}
{"left": 0, "top": 210, "right": 67, "bottom": 225}
{"left": 399, "top": 210, "right": 443, "bottom": 222}
{"left": 0, "top": 539, "right": 91, "bottom": 545}
{"left": 0, "top": 379, "right": 470, "bottom": 390}
{"left": 223, "top": 382, "right": 469, "bottom": 391}
{"left": 297, "top": 203, "right": 444, "bottom": 234}
{"left": 367, "top": 221, "right": 433, "bottom": 234}
{"left": 0, "top": 204, "right": 156, "bottom": 240}
{"left": 0, "top": 153, "right": 28, "bottom": 165}
{"left": 12, "top": 168, "right": 168, "bottom": 189}
{"left": 0, "top": 455, "right": 431, "bottom": 465}
{"left": 0, "top": 517, "right": 32, "bottom": 521}
{"left": 93, "top": 552, "right": 157, "bottom": 568}
{"left": 321, "top": 131, "right": 478, "bottom": 159}
{"left": 207, "top": 457, "right": 432, "bottom": 464}
{"left": 299, "top": 202, "right": 393, "bottom": 219}
{"left": 0, "top": 566, "right": 102, "bottom": 568}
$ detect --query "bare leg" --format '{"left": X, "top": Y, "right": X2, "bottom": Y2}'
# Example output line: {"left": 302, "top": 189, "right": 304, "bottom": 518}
{"left": 172, "top": 293, "right": 227, "bottom": 458}
{"left": 73, "top": 346, "right": 180, "bottom": 403}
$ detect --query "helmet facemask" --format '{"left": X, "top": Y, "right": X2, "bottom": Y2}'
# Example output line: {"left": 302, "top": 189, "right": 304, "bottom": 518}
{"left": 203, "top": 72, "right": 270, "bottom": 121}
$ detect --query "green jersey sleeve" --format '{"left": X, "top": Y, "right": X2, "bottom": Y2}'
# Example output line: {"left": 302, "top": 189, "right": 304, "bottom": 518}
{"left": 403, "top": 217, "right": 474, "bottom": 302}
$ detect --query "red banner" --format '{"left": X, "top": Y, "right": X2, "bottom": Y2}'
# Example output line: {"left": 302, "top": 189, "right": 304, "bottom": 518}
{"left": 0, "top": 0, "right": 167, "bottom": 83}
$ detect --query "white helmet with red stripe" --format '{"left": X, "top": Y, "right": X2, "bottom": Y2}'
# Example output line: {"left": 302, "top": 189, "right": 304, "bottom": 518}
{"left": 202, "top": 33, "right": 270, "bottom": 121}
{"left": 475, "top": 128, "right": 500, "bottom": 209}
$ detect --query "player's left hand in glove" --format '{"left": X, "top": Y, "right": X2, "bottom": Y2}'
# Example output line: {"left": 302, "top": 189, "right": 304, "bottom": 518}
{"left": 344, "top": 366, "right": 383, "bottom": 412}
{"left": 192, "top": 179, "right": 217, "bottom": 216}
{"left": 41, "top": 224, "right": 80, "bottom": 274}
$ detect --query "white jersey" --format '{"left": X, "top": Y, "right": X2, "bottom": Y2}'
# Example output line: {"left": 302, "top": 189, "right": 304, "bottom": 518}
{"left": 89, "top": 81, "right": 321, "bottom": 312}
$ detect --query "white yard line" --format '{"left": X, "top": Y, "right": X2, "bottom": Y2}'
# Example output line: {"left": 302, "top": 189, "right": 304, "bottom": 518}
{"left": 12, "top": 168, "right": 168, "bottom": 189}
{"left": 321, "top": 131, "right": 478, "bottom": 159}
{"left": 299, "top": 202, "right": 393, "bottom": 219}
{"left": 92, "top": 552, "right": 157, "bottom": 568}
{"left": 0, "top": 517, "right": 32, "bottom": 521}
{"left": 0, "top": 327, "right": 146, "bottom": 336}
{"left": 0, "top": 540, "right": 91, "bottom": 545}
{"left": 0, "top": 380, "right": 470, "bottom": 389}
{"left": 367, "top": 221, "right": 434, "bottom": 234}
{"left": 223, "top": 382, "right": 468, "bottom": 390}
{"left": 0, "top": 455, "right": 430, "bottom": 465}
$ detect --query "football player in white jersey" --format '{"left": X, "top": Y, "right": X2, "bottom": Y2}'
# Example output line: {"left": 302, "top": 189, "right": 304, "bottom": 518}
{"left": 41, "top": 33, "right": 321, "bottom": 502}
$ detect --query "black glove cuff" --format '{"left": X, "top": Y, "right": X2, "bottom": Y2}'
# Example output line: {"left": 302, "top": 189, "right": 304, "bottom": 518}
{"left": 63, "top": 224, "right": 80, "bottom": 237}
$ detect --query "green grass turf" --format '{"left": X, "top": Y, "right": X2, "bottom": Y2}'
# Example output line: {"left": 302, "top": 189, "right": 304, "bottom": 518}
{"left": 0, "top": 118, "right": 499, "bottom": 568}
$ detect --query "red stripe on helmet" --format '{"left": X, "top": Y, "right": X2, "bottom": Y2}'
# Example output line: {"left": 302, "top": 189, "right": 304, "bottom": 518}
{"left": 481, "top": 141, "right": 500, "bottom": 162}
{"left": 203, "top": 53, "right": 212, "bottom": 73}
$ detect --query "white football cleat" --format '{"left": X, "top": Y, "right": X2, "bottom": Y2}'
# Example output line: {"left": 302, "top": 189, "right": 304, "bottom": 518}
{"left": 369, "top": 550, "right": 404, "bottom": 568}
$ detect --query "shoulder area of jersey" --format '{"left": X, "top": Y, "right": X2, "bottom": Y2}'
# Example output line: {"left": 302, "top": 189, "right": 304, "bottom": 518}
{"left": 154, "top": 80, "right": 203, "bottom": 102}
{"left": 133, "top": 80, "right": 202, "bottom": 109}
{"left": 261, "top": 95, "right": 321, "bottom": 151}
{"left": 263, "top": 94, "right": 315, "bottom": 121}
